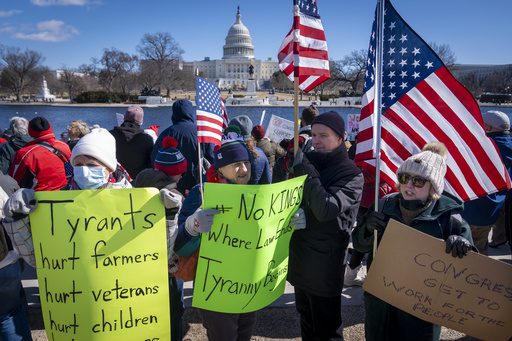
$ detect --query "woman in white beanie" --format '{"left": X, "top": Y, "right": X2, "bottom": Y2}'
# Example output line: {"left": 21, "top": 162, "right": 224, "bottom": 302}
{"left": 65, "top": 128, "right": 131, "bottom": 190}
{"left": 353, "top": 141, "right": 476, "bottom": 341}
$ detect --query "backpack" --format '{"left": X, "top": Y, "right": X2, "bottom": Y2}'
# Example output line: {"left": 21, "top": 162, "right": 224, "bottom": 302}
{"left": 36, "top": 141, "right": 73, "bottom": 180}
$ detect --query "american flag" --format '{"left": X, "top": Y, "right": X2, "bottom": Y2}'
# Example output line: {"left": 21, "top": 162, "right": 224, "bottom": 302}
{"left": 195, "top": 77, "right": 228, "bottom": 146}
{"left": 355, "top": 0, "right": 510, "bottom": 201}
{"left": 278, "top": 0, "right": 330, "bottom": 93}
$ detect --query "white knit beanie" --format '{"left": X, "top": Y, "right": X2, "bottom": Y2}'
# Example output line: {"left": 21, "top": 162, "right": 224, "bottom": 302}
{"left": 71, "top": 128, "right": 117, "bottom": 172}
{"left": 397, "top": 142, "right": 448, "bottom": 196}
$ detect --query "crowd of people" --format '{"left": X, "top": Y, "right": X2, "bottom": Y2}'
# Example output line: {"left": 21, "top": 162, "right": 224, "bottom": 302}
{"left": 0, "top": 101, "right": 510, "bottom": 341}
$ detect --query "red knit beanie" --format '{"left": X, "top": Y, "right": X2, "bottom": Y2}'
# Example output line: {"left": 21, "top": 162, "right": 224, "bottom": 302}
{"left": 251, "top": 124, "right": 266, "bottom": 140}
{"left": 28, "top": 117, "right": 53, "bottom": 138}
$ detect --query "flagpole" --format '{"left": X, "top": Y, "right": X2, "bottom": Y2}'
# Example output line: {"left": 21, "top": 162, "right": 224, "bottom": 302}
{"left": 195, "top": 70, "right": 205, "bottom": 204}
{"left": 372, "top": 0, "right": 386, "bottom": 259}
{"left": 293, "top": 77, "right": 299, "bottom": 155}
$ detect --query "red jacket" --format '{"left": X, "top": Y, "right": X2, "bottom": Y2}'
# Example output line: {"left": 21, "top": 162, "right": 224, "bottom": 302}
{"left": 9, "top": 134, "right": 71, "bottom": 191}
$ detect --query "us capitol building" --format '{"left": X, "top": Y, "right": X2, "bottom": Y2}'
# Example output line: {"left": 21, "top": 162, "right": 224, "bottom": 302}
{"left": 183, "top": 7, "right": 279, "bottom": 90}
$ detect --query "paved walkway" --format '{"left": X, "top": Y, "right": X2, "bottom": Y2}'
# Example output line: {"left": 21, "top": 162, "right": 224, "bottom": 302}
{"left": 24, "top": 243, "right": 510, "bottom": 340}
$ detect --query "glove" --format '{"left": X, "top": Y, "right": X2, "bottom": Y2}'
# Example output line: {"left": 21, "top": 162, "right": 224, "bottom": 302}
{"left": 184, "top": 208, "right": 219, "bottom": 236}
{"left": 293, "top": 153, "right": 319, "bottom": 178}
{"left": 4, "top": 189, "right": 36, "bottom": 219}
{"left": 290, "top": 208, "right": 306, "bottom": 230}
{"left": 445, "top": 235, "right": 472, "bottom": 258}
{"left": 364, "top": 211, "right": 387, "bottom": 234}
{"left": 160, "top": 188, "right": 183, "bottom": 210}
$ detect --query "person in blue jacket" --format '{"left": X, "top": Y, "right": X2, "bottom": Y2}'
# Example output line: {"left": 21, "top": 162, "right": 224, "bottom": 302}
{"left": 152, "top": 99, "right": 215, "bottom": 194}
{"left": 462, "top": 110, "right": 512, "bottom": 254}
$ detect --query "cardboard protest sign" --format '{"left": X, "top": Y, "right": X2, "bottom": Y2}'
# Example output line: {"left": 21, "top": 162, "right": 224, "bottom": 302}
{"left": 30, "top": 188, "right": 170, "bottom": 341}
{"left": 193, "top": 176, "right": 306, "bottom": 313}
{"left": 364, "top": 219, "right": 512, "bottom": 341}
{"left": 265, "top": 114, "right": 294, "bottom": 142}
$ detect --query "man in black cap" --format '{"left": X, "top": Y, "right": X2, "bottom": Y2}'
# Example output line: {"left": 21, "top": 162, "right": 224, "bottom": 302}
{"left": 289, "top": 111, "right": 364, "bottom": 340}
{"left": 10, "top": 117, "right": 71, "bottom": 191}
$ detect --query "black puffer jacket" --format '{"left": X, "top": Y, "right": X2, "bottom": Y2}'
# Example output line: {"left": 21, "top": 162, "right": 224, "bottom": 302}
{"left": 0, "top": 135, "right": 31, "bottom": 174}
{"left": 288, "top": 145, "right": 363, "bottom": 297}
{"left": 110, "top": 122, "right": 154, "bottom": 179}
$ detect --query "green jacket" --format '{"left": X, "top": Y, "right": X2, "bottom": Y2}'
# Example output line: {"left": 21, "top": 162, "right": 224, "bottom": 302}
{"left": 353, "top": 192, "right": 473, "bottom": 254}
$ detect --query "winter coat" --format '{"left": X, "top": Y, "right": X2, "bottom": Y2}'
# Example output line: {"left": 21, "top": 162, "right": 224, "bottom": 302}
{"left": 288, "top": 145, "right": 363, "bottom": 297}
{"left": 152, "top": 100, "right": 215, "bottom": 193}
{"left": 9, "top": 133, "right": 71, "bottom": 191}
{"left": 110, "top": 122, "right": 154, "bottom": 179}
{"left": 461, "top": 132, "right": 512, "bottom": 226}
{"left": 132, "top": 168, "right": 182, "bottom": 274}
{"left": 353, "top": 192, "right": 474, "bottom": 341}
{"left": 250, "top": 146, "right": 272, "bottom": 184}
{"left": 0, "top": 135, "right": 31, "bottom": 175}
{"left": 255, "top": 138, "right": 286, "bottom": 171}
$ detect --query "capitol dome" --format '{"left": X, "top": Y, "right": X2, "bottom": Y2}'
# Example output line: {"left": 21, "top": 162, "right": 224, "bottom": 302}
{"left": 223, "top": 6, "right": 255, "bottom": 59}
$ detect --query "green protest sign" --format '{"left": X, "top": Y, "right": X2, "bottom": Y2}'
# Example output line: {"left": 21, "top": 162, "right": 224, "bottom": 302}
{"left": 192, "top": 176, "right": 306, "bottom": 313}
{"left": 30, "top": 188, "right": 170, "bottom": 341}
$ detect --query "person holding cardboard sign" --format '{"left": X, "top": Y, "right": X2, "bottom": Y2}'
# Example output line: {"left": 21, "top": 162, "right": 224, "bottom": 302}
{"left": 353, "top": 142, "right": 476, "bottom": 341}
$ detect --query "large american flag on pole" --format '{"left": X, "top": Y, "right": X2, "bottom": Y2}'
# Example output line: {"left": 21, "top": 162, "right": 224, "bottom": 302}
{"left": 355, "top": 0, "right": 510, "bottom": 201}
{"left": 196, "top": 77, "right": 228, "bottom": 146}
{"left": 278, "top": 0, "right": 330, "bottom": 93}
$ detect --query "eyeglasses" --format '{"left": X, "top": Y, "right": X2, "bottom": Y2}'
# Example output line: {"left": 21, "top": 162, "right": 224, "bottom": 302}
{"left": 397, "top": 173, "right": 428, "bottom": 188}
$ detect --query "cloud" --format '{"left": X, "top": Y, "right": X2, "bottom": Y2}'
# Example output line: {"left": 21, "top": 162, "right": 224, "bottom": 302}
{"left": 31, "top": 0, "right": 89, "bottom": 6}
{"left": 0, "top": 10, "right": 22, "bottom": 17}
{"left": 14, "top": 20, "right": 79, "bottom": 42}
{"left": 0, "top": 25, "right": 14, "bottom": 33}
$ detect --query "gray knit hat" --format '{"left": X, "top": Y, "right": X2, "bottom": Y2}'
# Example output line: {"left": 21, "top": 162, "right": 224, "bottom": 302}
{"left": 397, "top": 142, "right": 448, "bottom": 196}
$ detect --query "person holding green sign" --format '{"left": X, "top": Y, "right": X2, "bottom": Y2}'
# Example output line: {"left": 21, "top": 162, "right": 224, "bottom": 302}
{"left": 289, "top": 111, "right": 364, "bottom": 341}
{"left": 174, "top": 131, "right": 292, "bottom": 341}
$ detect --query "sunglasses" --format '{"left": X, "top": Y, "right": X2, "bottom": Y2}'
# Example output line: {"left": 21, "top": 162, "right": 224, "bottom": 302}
{"left": 397, "top": 173, "right": 428, "bottom": 188}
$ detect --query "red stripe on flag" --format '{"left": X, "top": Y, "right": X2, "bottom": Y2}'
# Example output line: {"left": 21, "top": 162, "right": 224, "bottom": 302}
{"left": 397, "top": 93, "right": 485, "bottom": 198}
{"left": 416, "top": 73, "right": 505, "bottom": 193}
{"left": 297, "top": 22, "right": 327, "bottom": 40}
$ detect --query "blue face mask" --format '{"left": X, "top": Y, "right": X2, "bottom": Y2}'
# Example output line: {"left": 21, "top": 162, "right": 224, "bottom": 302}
{"left": 73, "top": 166, "right": 107, "bottom": 189}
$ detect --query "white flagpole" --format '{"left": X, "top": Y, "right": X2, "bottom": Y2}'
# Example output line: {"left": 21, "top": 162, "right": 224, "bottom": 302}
{"left": 195, "top": 72, "right": 205, "bottom": 204}
{"left": 372, "top": 0, "right": 386, "bottom": 258}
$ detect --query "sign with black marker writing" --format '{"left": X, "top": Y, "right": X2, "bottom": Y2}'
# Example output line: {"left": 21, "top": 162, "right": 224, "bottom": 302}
{"left": 30, "top": 188, "right": 170, "bottom": 341}
{"left": 364, "top": 219, "right": 512, "bottom": 341}
{"left": 193, "top": 176, "right": 306, "bottom": 313}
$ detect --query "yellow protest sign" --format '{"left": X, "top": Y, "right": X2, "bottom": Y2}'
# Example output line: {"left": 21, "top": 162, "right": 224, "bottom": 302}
{"left": 364, "top": 219, "right": 512, "bottom": 341}
{"left": 30, "top": 188, "right": 170, "bottom": 341}
{"left": 192, "top": 176, "right": 306, "bottom": 313}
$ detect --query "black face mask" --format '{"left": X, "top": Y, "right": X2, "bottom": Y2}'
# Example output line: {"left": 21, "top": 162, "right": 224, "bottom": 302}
{"left": 399, "top": 194, "right": 429, "bottom": 210}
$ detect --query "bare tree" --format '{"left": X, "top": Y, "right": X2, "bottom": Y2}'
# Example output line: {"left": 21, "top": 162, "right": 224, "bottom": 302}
{"left": 271, "top": 71, "right": 293, "bottom": 91}
{"left": 58, "top": 68, "right": 86, "bottom": 101}
{"left": 137, "top": 32, "right": 184, "bottom": 96}
{"left": 0, "top": 46, "right": 43, "bottom": 101}
{"left": 97, "top": 48, "right": 137, "bottom": 95}
{"left": 331, "top": 49, "right": 367, "bottom": 95}
{"left": 429, "top": 42, "right": 457, "bottom": 67}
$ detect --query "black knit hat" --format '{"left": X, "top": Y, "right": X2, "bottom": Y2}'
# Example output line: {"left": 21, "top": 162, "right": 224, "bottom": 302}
{"left": 312, "top": 111, "right": 345, "bottom": 137}
{"left": 28, "top": 116, "right": 53, "bottom": 138}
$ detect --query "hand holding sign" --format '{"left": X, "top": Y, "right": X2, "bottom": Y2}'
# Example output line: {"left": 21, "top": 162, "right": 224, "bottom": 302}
{"left": 185, "top": 208, "right": 220, "bottom": 236}
{"left": 364, "top": 211, "right": 387, "bottom": 235}
{"left": 4, "top": 188, "right": 37, "bottom": 218}
{"left": 290, "top": 208, "right": 306, "bottom": 230}
{"left": 445, "top": 235, "right": 473, "bottom": 258}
